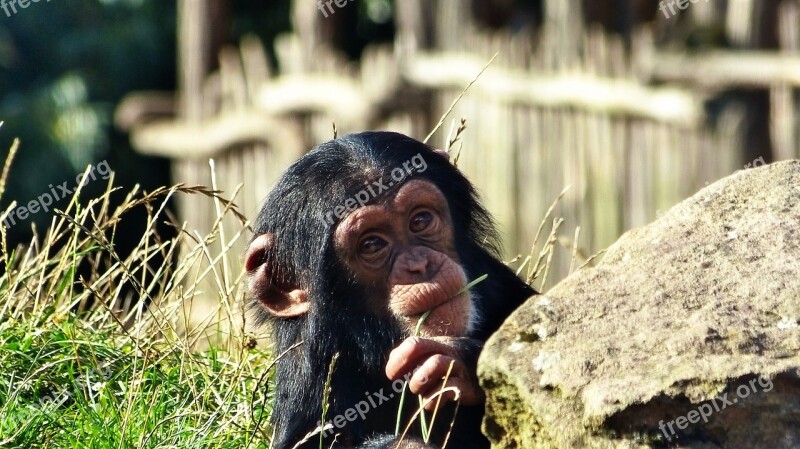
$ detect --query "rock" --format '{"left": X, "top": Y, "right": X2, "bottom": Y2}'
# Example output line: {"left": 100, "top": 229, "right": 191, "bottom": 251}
{"left": 478, "top": 160, "right": 800, "bottom": 449}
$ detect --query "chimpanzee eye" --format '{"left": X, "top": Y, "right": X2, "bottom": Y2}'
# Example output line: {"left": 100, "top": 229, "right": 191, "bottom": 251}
{"left": 360, "top": 236, "right": 387, "bottom": 255}
{"left": 409, "top": 211, "right": 434, "bottom": 233}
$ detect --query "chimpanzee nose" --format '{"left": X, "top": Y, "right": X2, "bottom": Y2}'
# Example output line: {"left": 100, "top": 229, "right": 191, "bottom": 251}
{"left": 392, "top": 246, "right": 444, "bottom": 284}
{"left": 404, "top": 254, "right": 429, "bottom": 274}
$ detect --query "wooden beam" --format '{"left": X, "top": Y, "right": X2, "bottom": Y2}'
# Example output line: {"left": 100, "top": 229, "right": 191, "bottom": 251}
{"left": 256, "top": 75, "right": 371, "bottom": 124}
{"left": 114, "top": 92, "right": 176, "bottom": 131}
{"left": 647, "top": 51, "right": 800, "bottom": 87}
{"left": 403, "top": 53, "right": 704, "bottom": 126}
{"left": 129, "top": 113, "right": 304, "bottom": 159}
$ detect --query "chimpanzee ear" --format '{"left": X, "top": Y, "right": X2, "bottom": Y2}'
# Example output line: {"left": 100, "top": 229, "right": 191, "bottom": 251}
{"left": 245, "top": 233, "right": 310, "bottom": 318}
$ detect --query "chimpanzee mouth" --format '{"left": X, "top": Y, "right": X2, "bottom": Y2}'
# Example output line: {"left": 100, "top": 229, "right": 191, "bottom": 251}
{"left": 412, "top": 291, "right": 472, "bottom": 337}
{"left": 391, "top": 261, "right": 469, "bottom": 316}
{"left": 388, "top": 262, "right": 472, "bottom": 336}
{"left": 400, "top": 280, "right": 465, "bottom": 315}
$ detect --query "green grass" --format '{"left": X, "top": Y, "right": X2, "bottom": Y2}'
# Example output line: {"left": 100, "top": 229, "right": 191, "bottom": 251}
{"left": 0, "top": 318, "right": 272, "bottom": 448}
{"left": 0, "top": 139, "right": 274, "bottom": 448}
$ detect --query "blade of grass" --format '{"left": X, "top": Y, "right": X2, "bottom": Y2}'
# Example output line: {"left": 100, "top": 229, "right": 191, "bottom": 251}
{"left": 395, "top": 310, "right": 432, "bottom": 436}
{"left": 424, "top": 54, "right": 497, "bottom": 145}
{"left": 458, "top": 274, "right": 488, "bottom": 295}
{"left": 423, "top": 359, "right": 456, "bottom": 444}
{"left": 397, "top": 386, "right": 461, "bottom": 445}
{"left": 526, "top": 186, "right": 571, "bottom": 285}
{"left": 0, "top": 136, "right": 19, "bottom": 204}
{"left": 569, "top": 226, "right": 581, "bottom": 275}
{"left": 320, "top": 353, "right": 339, "bottom": 449}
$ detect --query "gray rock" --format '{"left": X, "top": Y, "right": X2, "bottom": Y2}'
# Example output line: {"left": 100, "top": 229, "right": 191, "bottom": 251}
{"left": 479, "top": 160, "right": 800, "bottom": 449}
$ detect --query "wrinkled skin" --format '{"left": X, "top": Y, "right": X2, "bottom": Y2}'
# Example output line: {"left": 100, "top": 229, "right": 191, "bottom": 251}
{"left": 332, "top": 180, "right": 482, "bottom": 407}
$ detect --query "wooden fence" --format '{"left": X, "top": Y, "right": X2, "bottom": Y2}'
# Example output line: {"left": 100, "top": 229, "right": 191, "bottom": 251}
{"left": 117, "top": 0, "right": 800, "bottom": 294}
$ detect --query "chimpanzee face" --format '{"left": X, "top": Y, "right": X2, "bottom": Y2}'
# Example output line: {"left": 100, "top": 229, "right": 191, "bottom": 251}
{"left": 244, "top": 178, "right": 475, "bottom": 338}
{"left": 333, "top": 179, "right": 473, "bottom": 337}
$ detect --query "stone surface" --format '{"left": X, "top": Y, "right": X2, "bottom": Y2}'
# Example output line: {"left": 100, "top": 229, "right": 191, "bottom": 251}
{"left": 478, "top": 160, "right": 800, "bottom": 449}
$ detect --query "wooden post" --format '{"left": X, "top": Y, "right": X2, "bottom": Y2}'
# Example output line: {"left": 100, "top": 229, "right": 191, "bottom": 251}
{"left": 395, "top": 0, "right": 433, "bottom": 55}
{"left": 178, "top": 0, "right": 212, "bottom": 122}
{"left": 542, "top": 0, "right": 584, "bottom": 67}
{"left": 771, "top": 0, "right": 800, "bottom": 160}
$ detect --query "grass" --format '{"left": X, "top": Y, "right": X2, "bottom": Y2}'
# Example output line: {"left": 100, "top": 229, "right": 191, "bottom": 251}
{"left": 0, "top": 140, "right": 273, "bottom": 449}
{"left": 0, "top": 120, "right": 582, "bottom": 448}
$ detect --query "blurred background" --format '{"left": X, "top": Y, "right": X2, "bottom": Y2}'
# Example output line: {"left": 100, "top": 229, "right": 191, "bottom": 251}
{"left": 1, "top": 0, "right": 799, "bottom": 288}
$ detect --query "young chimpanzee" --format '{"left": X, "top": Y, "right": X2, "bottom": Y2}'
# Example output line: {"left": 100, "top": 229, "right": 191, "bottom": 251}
{"left": 245, "top": 131, "right": 535, "bottom": 448}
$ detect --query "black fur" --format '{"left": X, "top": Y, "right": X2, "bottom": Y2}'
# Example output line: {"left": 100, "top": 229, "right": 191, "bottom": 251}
{"left": 251, "top": 131, "right": 535, "bottom": 448}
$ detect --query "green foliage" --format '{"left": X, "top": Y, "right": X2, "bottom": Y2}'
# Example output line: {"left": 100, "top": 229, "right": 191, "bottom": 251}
{"left": 0, "top": 149, "right": 275, "bottom": 448}
{"left": 0, "top": 315, "right": 273, "bottom": 448}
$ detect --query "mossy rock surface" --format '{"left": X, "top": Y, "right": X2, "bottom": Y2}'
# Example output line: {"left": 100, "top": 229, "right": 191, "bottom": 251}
{"left": 479, "top": 161, "right": 800, "bottom": 449}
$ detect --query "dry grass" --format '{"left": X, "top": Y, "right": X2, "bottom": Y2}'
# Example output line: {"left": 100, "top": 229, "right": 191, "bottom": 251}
{"left": 0, "top": 143, "right": 273, "bottom": 448}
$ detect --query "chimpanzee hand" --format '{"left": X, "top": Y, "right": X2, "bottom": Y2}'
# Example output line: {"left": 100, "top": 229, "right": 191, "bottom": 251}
{"left": 385, "top": 336, "right": 484, "bottom": 410}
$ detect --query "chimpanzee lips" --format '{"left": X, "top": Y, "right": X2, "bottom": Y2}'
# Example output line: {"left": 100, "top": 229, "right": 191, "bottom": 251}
{"left": 389, "top": 261, "right": 472, "bottom": 336}
{"left": 415, "top": 291, "right": 471, "bottom": 337}
{"left": 389, "top": 261, "right": 467, "bottom": 316}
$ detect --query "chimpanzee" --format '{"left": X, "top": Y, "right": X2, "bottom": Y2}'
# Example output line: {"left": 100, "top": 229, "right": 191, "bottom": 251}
{"left": 245, "top": 131, "right": 535, "bottom": 448}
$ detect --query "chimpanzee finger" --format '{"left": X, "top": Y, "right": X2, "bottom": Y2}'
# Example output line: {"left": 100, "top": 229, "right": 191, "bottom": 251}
{"left": 411, "top": 356, "right": 485, "bottom": 407}
{"left": 408, "top": 354, "right": 466, "bottom": 395}
{"left": 385, "top": 337, "right": 462, "bottom": 380}
{"left": 420, "top": 377, "right": 485, "bottom": 410}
